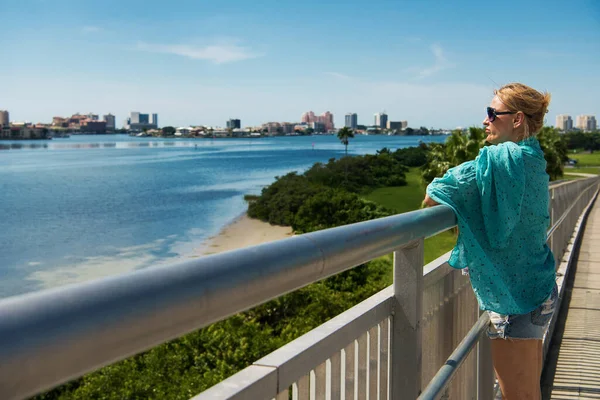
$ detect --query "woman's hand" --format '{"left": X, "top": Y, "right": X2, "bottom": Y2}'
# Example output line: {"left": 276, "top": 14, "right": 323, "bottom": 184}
{"left": 422, "top": 194, "right": 440, "bottom": 207}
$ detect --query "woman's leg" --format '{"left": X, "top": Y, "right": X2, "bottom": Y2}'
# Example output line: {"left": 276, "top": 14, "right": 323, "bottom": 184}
{"left": 491, "top": 338, "right": 543, "bottom": 399}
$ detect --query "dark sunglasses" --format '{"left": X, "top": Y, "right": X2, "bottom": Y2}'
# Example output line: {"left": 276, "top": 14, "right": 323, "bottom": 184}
{"left": 486, "top": 107, "right": 516, "bottom": 122}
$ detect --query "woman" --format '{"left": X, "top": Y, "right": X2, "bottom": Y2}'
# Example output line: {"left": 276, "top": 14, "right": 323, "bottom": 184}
{"left": 424, "top": 83, "right": 557, "bottom": 399}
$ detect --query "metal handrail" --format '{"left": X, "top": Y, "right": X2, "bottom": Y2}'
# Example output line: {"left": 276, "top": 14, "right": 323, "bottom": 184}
{"left": 417, "top": 313, "right": 491, "bottom": 400}
{"left": 0, "top": 177, "right": 596, "bottom": 400}
{"left": 0, "top": 205, "right": 456, "bottom": 400}
{"left": 546, "top": 180, "right": 598, "bottom": 238}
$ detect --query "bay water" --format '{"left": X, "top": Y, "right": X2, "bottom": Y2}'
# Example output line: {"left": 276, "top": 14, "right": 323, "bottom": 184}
{"left": 0, "top": 134, "right": 445, "bottom": 298}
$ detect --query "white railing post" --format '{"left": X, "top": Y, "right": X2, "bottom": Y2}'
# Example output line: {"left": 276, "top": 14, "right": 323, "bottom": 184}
{"left": 391, "top": 239, "right": 424, "bottom": 399}
{"left": 550, "top": 187, "right": 556, "bottom": 264}
{"left": 477, "top": 310, "right": 494, "bottom": 400}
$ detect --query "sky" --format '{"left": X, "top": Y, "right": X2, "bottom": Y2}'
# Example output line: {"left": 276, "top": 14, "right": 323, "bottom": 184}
{"left": 1, "top": 0, "right": 599, "bottom": 129}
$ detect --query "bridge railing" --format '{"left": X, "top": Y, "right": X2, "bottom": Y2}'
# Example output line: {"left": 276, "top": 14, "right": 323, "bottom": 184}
{"left": 0, "top": 177, "right": 597, "bottom": 400}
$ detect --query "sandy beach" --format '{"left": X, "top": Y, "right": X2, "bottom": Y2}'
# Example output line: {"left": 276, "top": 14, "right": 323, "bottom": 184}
{"left": 190, "top": 213, "right": 294, "bottom": 256}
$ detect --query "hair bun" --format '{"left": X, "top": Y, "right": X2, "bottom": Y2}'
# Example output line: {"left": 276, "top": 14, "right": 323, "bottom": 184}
{"left": 541, "top": 92, "right": 551, "bottom": 112}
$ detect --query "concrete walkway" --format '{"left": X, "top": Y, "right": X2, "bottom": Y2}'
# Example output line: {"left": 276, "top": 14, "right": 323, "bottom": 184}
{"left": 542, "top": 201, "right": 600, "bottom": 399}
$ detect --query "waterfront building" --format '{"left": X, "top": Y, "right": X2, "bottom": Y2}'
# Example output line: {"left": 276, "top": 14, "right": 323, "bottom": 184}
{"left": 301, "top": 111, "right": 315, "bottom": 124}
{"left": 227, "top": 119, "right": 241, "bottom": 129}
{"left": 280, "top": 122, "right": 296, "bottom": 134}
{"left": 345, "top": 113, "right": 358, "bottom": 129}
{"left": 104, "top": 114, "right": 116, "bottom": 131}
{"left": 374, "top": 112, "right": 388, "bottom": 129}
{"left": 301, "top": 111, "right": 335, "bottom": 130}
{"left": 0, "top": 110, "right": 9, "bottom": 127}
{"left": 310, "top": 122, "right": 327, "bottom": 133}
{"left": 52, "top": 117, "right": 69, "bottom": 128}
{"left": 125, "top": 112, "right": 158, "bottom": 131}
{"left": 262, "top": 122, "right": 282, "bottom": 135}
{"left": 80, "top": 120, "right": 107, "bottom": 134}
{"left": 387, "top": 121, "right": 403, "bottom": 130}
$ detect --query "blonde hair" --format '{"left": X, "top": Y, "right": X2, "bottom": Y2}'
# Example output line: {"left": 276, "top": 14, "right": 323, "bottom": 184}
{"left": 494, "top": 82, "right": 551, "bottom": 137}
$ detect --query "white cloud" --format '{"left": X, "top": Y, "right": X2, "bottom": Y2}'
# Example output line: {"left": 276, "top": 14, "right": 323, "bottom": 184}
{"left": 137, "top": 41, "right": 262, "bottom": 64}
{"left": 415, "top": 44, "right": 455, "bottom": 79}
{"left": 82, "top": 26, "right": 101, "bottom": 33}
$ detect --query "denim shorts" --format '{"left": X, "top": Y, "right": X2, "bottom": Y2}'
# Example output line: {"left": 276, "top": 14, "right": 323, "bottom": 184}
{"left": 487, "top": 283, "right": 558, "bottom": 340}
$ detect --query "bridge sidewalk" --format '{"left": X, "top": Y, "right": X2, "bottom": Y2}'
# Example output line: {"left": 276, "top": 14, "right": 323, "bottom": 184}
{"left": 542, "top": 201, "right": 600, "bottom": 399}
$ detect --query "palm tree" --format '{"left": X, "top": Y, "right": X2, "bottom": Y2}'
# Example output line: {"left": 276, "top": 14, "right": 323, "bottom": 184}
{"left": 337, "top": 127, "right": 355, "bottom": 156}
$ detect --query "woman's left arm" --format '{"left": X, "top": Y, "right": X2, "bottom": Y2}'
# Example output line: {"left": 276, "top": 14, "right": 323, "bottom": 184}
{"left": 422, "top": 194, "right": 440, "bottom": 207}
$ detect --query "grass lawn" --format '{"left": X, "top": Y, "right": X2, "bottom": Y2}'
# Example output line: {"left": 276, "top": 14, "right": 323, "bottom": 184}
{"left": 564, "top": 166, "right": 600, "bottom": 175}
{"left": 365, "top": 168, "right": 456, "bottom": 264}
{"left": 564, "top": 152, "right": 600, "bottom": 178}
{"left": 568, "top": 152, "right": 600, "bottom": 167}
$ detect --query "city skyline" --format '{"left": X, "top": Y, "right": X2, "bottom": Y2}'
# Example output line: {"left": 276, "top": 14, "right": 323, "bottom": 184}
{"left": 1, "top": 0, "right": 599, "bottom": 128}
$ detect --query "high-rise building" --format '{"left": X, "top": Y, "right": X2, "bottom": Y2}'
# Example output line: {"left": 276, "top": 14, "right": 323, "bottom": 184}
{"left": 129, "top": 112, "right": 141, "bottom": 124}
{"left": 374, "top": 112, "right": 388, "bottom": 129}
{"left": 227, "top": 119, "right": 241, "bottom": 129}
{"left": 321, "top": 111, "right": 334, "bottom": 131}
{"left": 301, "top": 111, "right": 315, "bottom": 124}
{"left": 555, "top": 115, "right": 573, "bottom": 132}
{"left": 301, "top": 111, "right": 335, "bottom": 131}
{"left": 387, "top": 121, "right": 404, "bottom": 130}
{"left": 345, "top": 113, "right": 358, "bottom": 129}
{"left": 576, "top": 115, "right": 597, "bottom": 132}
{"left": 0, "top": 110, "right": 9, "bottom": 127}
{"left": 400, "top": 121, "right": 408, "bottom": 130}
{"left": 126, "top": 111, "right": 158, "bottom": 131}
{"left": 103, "top": 114, "right": 116, "bottom": 131}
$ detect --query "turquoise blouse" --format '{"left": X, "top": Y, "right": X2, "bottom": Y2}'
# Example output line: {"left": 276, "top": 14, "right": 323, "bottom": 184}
{"left": 426, "top": 137, "right": 555, "bottom": 315}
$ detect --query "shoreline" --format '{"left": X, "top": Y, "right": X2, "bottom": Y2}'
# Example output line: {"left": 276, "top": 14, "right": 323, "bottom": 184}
{"left": 189, "top": 213, "right": 294, "bottom": 257}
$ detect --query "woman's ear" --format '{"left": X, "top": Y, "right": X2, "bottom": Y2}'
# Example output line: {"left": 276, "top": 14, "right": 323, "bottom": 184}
{"left": 514, "top": 112, "right": 525, "bottom": 129}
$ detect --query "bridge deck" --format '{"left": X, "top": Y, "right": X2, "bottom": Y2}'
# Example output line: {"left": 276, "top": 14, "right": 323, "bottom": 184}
{"left": 543, "top": 200, "right": 600, "bottom": 399}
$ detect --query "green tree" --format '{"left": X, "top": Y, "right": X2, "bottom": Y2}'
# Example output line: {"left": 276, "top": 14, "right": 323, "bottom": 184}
{"left": 292, "top": 189, "right": 392, "bottom": 233}
{"left": 337, "top": 127, "right": 355, "bottom": 156}
{"left": 246, "top": 173, "right": 322, "bottom": 226}
{"left": 421, "top": 127, "right": 485, "bottom": 184}
{"left": 537, "top": 127, "right": 568, "bottom": 180}
{"left": 421, "top": 142, "right": 452, "bottom": 184}
{"left": 304, "top": 154, "right": 407, "bottom": 193}
{"left": 446, "top": 127, "right": 486, "bottom": 166}
{"left": 393, "top": 143, "right": 428, "bottom": 167}
{"left": 162, "top": 126, "right": 176, "bottom": 136}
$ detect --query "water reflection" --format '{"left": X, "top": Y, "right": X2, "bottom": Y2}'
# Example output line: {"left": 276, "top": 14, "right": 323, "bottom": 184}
{"left": 0, "top": 141, "right": 212, "bottom": 151}
{"left": 0, "top": 143, "right": 49, "bottom": 150}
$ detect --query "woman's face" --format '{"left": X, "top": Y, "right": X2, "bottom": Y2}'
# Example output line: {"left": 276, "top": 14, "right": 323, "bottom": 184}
{"left": 483, "top": 96, "right": 520, "bottom": 145}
